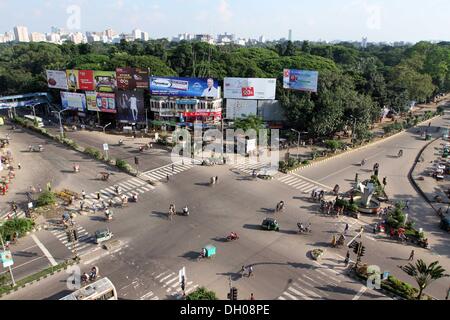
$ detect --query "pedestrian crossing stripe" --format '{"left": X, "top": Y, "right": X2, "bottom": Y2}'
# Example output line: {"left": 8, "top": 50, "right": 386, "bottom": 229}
{"left": 231, "top": 161, "right": 279, "bottom": 176}
{"left": 154, "top": 271, "right": 200, "bottom": 298}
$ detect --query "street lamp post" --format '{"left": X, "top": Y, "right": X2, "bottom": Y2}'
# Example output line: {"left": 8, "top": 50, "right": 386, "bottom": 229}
{"left": 350, "top": 116, "right": 357, "bottom": 145}
{"left": 52, "top": 109, "right": 70, "bottom": 139}
{"left": 291, "top": 129, "right": 307, "bottom": 160}
{"left": 103, "top": 123, "right": 112, "bottom": 134}
{"left": 0, "top": 229, "right": 16, "bottom": 287}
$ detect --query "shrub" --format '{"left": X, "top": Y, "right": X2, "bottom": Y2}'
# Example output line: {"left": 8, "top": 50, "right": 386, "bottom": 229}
{"left": 324, "top": 140, "right": 344, "bottom": 152}
{"left": 186, "top": 287, "right": 218, "bottom": 300}
{"left": 381, "top": 275, "right": 418, "bottom": 299}
{"left": 115, "top": 159, "right": 129, "bottom": 170}
{"left": 0, "top": 218, "right": 35, "bottom": 241}
{"left": 302, "top": 160, "right": 310, "bottom": 165}
{"left": 84, "top": 147, "right": 103, "bottom": 160}
{"left": 36, "top": 191, "right": 56, "bottom": 207}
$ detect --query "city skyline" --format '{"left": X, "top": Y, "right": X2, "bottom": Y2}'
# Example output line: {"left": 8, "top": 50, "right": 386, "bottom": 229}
{"left": 0, "top": 0, "right": 449, "bottom": 43}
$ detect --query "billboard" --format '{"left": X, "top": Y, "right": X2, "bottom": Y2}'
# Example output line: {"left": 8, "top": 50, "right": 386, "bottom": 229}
{"left": 150, "top": 77, "right": 220, "bottom": 98}
{"left": 226, "top": 99, "right": 258, "bottom": 119}
{"left": 116, "top": 68, "right": 149, "bottom": 90}
{"left": 46, "top": 70, "right": 68, "bottom": 90}
{"left": 78, "top": 70, "right": 95, "bottom": 91}
{"left": 116, "top": 91, "right": 145, "bottom": 123}
{"left": 0, "top": 250, "right": 14, "bottom": 268}
{"left": 66, "top": 69, "right": 79, "bottom": 90}
{"left": 283, "top": 69, "right": 319, "bottom": 93}
{"left": 60, "top": 92, "right": 86, "bottom": 111}
{"left": 224, "top": 78, "right": 276, "bottom": 100}
{"left": 85, "top": 91, "right": 116, "bottom": 113}
{"left": 94, "top": 71, "right": 117, "bottom": 93}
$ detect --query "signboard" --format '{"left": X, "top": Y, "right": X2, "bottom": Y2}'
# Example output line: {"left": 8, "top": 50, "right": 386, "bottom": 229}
{"left": 150, "top": 77, "right": 220, "bottom": 98}
{"left": 116, "top": 68, "right": 149, "bottom": 90}
{"left": 46, "top": 70, "right": 68, "bottom": 90}
{"left": 226, "top": 99, "right": 258, "bottom": 119}
{"left": 0, "top": 250, "right": 14, "bottom": 268}
{"left": 246, "top": 139, "right": 257, "bottom": 153}
{"left": 103, "top": 144, "right": 109, "bottom": 151}
{"left": 183, "top": 111, "right": 222, "bottom": 117}
{"left": 283, "top": 69, "right": 319, "bottom": 93}
{"left": 94, "top": 71, "right": 117, "bottom": 93}
{"left": 116, "top": 91, "right": 145, "bottom": 123}
{"left": 176, "top": 99, "right": 199, "bottom": 105}
{"left": 60, "top": 92, "right": 86, "bottom": 111}
{"left": 66, "top": 69, "right": 79, "bottom": 90}
{"left": 224, "top": 78, "right": 276, "bottom": 100}
{"left": 78, "top": 70, "right": 95, "bottom": 91}
{"left": 86, "top": 91, "right": 117, "bottom": 113}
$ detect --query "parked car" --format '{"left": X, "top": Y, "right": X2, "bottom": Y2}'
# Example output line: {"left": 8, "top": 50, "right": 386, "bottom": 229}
{"left": 261, "top": 218, "right": 280, "bottom": 231}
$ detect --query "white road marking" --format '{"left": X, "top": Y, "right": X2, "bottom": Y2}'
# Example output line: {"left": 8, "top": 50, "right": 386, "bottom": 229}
{"left": 159, "top": 273, "right": 175, "bottom": 282}
{"left": 140, "top": 291, "right": 155, "bottom": 300}
{"left": 31, "top": 234, "right": 57, "bottom": 266}
{"left": 352, "top": 286, "right": 367, "bottom": 300}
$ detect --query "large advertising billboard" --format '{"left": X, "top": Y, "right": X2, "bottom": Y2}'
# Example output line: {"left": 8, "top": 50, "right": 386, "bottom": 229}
{"left": 60, "top": 92, "right": 86, "bottom": 111}
{"left": 85, "top": 91, "right": 117, "bottom": 113}
{"left": 78, "top": 70, "right": 95, "bottom": 91}
{"left": 116, "top": 68, "right": 149, "bottom": 90}
{"left": 224, "top": 78, "right": 276, "bottom": 100}
{"left": 46, "top": 70, "right": 68, "bottom": 90}
{"left": 66, "top": 69, "right": 79, "bottom": 90}
{"left": 150, "top": 77, "right": 220, "bottom": 98}
{"left": 94, "top": 71, "right": 117, "bottom": 93}
{"left": 283, "top": 69, "right": 319, "bottom": 93}
{"left": 226, "top": 99, "right": 258, "bottom": 119}
{"left": 116, "top": 91, "right": 145, "bottom": 123}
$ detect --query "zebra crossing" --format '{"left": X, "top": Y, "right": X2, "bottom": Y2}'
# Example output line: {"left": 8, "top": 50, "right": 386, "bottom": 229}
{"left": 231, "top": 160, "right": 279, "bottom": 177}
{"left": 50, "top": 224, "right": 95, "bottom": 255}
{"left": 278, "top": 173, "right": 332, "bottom": 194}
{"left": 139, "top": 159, "right": 198, "bottom": 182}
{"left": 139, "top": 291, "right": 160, "bottom": 300}
{"left": 0, "top": 209, "right": 26, "bottom": 220}
{"left": 154, "top": 270, "right": 199, "bottom": 299}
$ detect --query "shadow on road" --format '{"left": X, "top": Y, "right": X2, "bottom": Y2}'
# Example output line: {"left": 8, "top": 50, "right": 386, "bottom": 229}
{"left": 242, "top": 224, "right": 262, "bottom": 230}
{"left": 194, "top": 182, "right": 212, "bottom": 187}
{"left": 179, "top": 251, "right": 200, "bottom": 261}
{"left": 150, "top": 211, "right": 169, "bottom": 220}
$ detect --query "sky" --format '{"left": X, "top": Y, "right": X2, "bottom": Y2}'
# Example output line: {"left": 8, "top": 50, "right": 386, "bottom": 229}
{"left": 1, "top": 0, "right": 449, "bottom": 42}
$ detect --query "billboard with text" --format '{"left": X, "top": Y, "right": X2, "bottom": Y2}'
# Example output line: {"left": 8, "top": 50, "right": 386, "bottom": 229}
{"left": 116, "top": 68, "right": 149, "bottom": 90}
{"left": 283, "top": 69, "right": 319, "bottom": 92}
{"left": 78, "top": 70, "right": 95, "bottom": 91}
{"left": 46, "top": 70, "right": 68, "bottom": 90}
{"left": 94, "top": 71, "right": 117, "bottom": 93}
{"left": 66, "top": 69, "right": 79, "bottom": 90}
{"left": 85, "top": 91, "right": 116, "bottom": 113}
{"left": 60, "top": 92, "right": 86, "bottom": 111}
{"left": 223, "top": 78, "right": 276, "bottom": 100}
{"left": 226, "top": 99, "right": 258, "bottom": 119}
{"left": 150, "top": 77, "right": 220, "bottom": 98}
{"left": 116, "top": 91, "right": 145, "bottom": 123}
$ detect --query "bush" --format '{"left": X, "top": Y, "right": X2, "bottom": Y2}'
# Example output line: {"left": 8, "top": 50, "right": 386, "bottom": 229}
{"left": 84, "top": 147, "right": 103, "bottom": 160}
{"left": 324, "top": 140, "right": 344, "bottom": 152}
{"left": 61, "top": 138, "right": 78, "bottom": 149}
{"left": 115, "top": 159, "right": 129, "bottom": 170}
{"left": 0, "top": 218, "right": 35, "bottom": 241}
{"left": 302, "top": 160, "right": 310, "bottom": 165}
{"left": 36, "top": 191, "right": 56, "bottom": 207}
{"left": 186, "top": 287, "right": 218, "bottom": 300}
{"left": 381, "top": 275, "right": 418, "bottom": 299}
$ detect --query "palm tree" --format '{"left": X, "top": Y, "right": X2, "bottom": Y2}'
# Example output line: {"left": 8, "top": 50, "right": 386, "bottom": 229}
{"left": 400, "top": 259, "right": 449, "bottom": 300}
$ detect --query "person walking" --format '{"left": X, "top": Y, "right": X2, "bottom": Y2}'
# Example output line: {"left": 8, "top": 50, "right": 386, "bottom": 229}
{"left": 172, "top": 164, "right": 175, "bottom": 173}
{"left": 408, "top": 250, "right": 415, "bottom": 261}
{"left": 241, "top": 266, "right": 246, "bottom": 278}
{"left": 17, "top": 163, "right": 21, "bottom": 170}
{"left": 382, "top": 177, "right": 387, "bottom": 189}
{"left": 355, "top": 173, "right": 359, "bottom": 183}
{"left": 359, "top": 226, "right": 364, "bottom": 238}
{"left": 166, "top": 174, "right": 170, "bottom": 182}
{"left": 345, "top": 250, "right": 350, "bottom": 267}
{"left": 250, "top": 293, "right": 255, "bottom": 300}
{"left": 405, "top": 200, "right": 410, "bottom": 210}
{"left": 344, "top": 223, "right": 349, "bottom": 235}
{"left": 82, "top": 190, "right": 86, "bottom": 200}
{"left": 80, "top": 201, "right": 84, "bottom": 212}
{"left": 248, "top": 266, "right": 254, "bottom": 277}
{"left": 96, "top": 192, "right": 101, "bottom": 201}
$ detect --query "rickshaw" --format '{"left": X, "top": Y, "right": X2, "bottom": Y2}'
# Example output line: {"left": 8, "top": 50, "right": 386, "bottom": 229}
{"left": 199, "top": 245, "right": 216, "bottom": 260}
{"left": 426, "top": 133, "right": 432, "bottom": 141}
{"left": 331, "top": 234, "right": 346, "bottom": 247}
{"left": 73, "top": 164, "right": 80, "bottom": 173}
{"left": 98, "top": 172, "right": 110, "bottom": 181}
{"left": 95, "top": 228, "right": 114, "bottom": 244}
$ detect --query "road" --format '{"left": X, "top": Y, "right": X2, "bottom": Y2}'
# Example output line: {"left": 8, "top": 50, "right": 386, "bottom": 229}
{"left": 2, "top": 111, "right": 450, "bottom": 300}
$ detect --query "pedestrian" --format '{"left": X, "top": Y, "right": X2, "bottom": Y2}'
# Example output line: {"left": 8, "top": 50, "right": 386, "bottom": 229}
{"left": 172, "top": 164, "right": 175, "bottom": 173}
{"left": 250, "top": 293, "right": 255, "bottom": 300}
{"left": 344, "top": 223, "right": 349, "bottom": 234}
{"left": 359, "top": 226, "right": 364, "bottom": 238}
{"left": 37, "top": 184, "right": 42, "bottom": 193}
{"left": 166, "top": 174, "right": 170, "bottom": 182}
{"left": 248, "top": 266, "right": 253, "bottom": 277}
{"left": 82, "top": 190, "right": 86, "bottom": 200}
{"left": 446, "top": 286, "right": 450, "bottom": 300}
{"left": 382, "top": 177, "right": 387, "bottom": 188}
{"left": 345, "top": 250, "right": 350, "bottom": 267}
{"left": 405, "top": 200, "right": 410, "bottom": 210}
{"left": 96, "top": 192, "right": 101, "bottom": 201}
{"left": 80, "top": 201, "right": 84, "bottom": 211}
{"left": 408, "top": 250, "right": 415, "bottom": 261}
{"left": 355, "top": 173, "right": 359, "bottom": 183}
{"left": 17, "top": 163, "right": 21, "bottom": 170}
{"left": 374, "top": 168, "right": 379, "bottom": 177}
{"left": 241, "top": 265, "right": 245, "bottom": 278}
{"left": 215, "top": 176, "right": 219, "bottom": 184}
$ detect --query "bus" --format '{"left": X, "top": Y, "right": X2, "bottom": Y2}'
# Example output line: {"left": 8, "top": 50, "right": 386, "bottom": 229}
{"left": 59, "top": 277, "right": 118, "bottom": 300}
{"left": 24, "top": 115, "right": 45, "bottom": 128}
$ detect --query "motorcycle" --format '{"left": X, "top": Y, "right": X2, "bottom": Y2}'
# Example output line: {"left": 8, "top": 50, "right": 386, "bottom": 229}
{"left": 182, "top": 207, "right": 189, "bottom": 216}
{"left": 118, "top": 140, "right": 124, "bottom": 146}
{"left": 226, "top": 232, "right": 239, "bottom": 241}
{"left": 297, "top": 223, "right": 312, "bottom": 234}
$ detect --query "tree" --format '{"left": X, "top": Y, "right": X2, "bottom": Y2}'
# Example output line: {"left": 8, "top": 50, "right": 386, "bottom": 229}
{"left": 301, "top": 41, "right": 311, "bottom": 54}
{"left": 400, "top": 260, "right": 449, "bottom": 300}
{"left": 186, "top": 287, "right": 218, "bottom": 300}
{"left": 234, "top": 115, "right": 265, "bottom": 133}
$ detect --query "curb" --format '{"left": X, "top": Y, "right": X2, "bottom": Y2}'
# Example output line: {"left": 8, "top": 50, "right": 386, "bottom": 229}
{"left": 283, "top": 114, "right": 443, "bottom": 174}
{"left": 346, "top": 271, "right": 405, "bottom": 300}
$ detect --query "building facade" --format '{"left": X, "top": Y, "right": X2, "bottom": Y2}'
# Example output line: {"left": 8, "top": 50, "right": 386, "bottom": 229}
{"left": 14, "top": 26, "right": 29, "bottom": 42}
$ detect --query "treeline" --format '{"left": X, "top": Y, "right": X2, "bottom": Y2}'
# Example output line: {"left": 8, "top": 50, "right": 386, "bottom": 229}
{"left": 0, "top": 39, "right": 449, "bottom": 138}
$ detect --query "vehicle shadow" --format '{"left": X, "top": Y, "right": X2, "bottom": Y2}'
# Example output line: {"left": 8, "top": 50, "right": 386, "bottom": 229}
{"left": 60, "top": 170, "right": 77, "bottom": 174}
{"left": 89, "top": 216, "right": 105, "bottom": 222}
{"left": 150, "top": 211, "right": 169, "bottom": 220}
{"left": 258, "top": 208, "right": 275, "bottom": 214}
{"left": 179, "top": 251, "right": 200, "bottom": 261}
{"left": 216, "top": 272, "right": 244, "bottom": 282}
{"left": 386, "top": 155, "right": 399, "bottom": 159}
{"left": 211, "top": 237, "right": 228, "bottom": 243}
{"left": 194, "top": 182, "right": 212, "bottom": 187}
{"left": 242, "top": 224, "right": 262, "bottom": 230}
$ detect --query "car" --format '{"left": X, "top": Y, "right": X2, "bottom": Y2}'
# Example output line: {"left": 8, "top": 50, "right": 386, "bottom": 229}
{"left": 261, "top": 218, "right": 280, "bottom": 231}
{"left": 95, "top": 228, "right": 113, "bottom": 244}
{"left": 440, "top": 217, "right": 450, "bottom": 232}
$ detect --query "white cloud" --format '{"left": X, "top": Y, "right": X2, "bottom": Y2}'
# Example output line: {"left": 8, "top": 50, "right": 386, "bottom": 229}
{"left": 218, "top": 0, "right": 232, "bottom": 22}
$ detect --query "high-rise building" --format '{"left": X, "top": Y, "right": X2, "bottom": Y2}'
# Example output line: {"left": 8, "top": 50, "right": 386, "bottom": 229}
{"left": 14, "top": 26, "right": 30, "bottom": 42}
{"left": 46, "top": 33, "right": 61, "bottom": 44}
{"left": 30, "top": 32, "right": 46, "bottom": 42}
{"left": 132, "top": 28, "right": 142, "bottom": 40}
{"left": 69, "top": 32, "right": 84, "bottom": 44}
{"left": 142, "top": 31, "right": 149, "bottom": 41}
{"left": 105, "top": 28, "right": 116, "bottom": 39}
{"left": 259, "top": 35, "right": 266, "bottom": 43}
{"left": 4, "top": 32, "right": 15, "bottom": 42}
{"left": 361, "top": 37, "right": 368, "bottom": 48}
{"left": 288, "top": 29, "right": 292, "bottom": 42}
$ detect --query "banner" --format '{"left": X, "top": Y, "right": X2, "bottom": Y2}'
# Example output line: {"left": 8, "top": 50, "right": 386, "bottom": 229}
{"left": 86, "top": 91, "right": 116, "bottom": 113}
{"left": 46, "top": 70, "right": 68, "bottom": 90}
{"left": 224, "top": 78, "right": 276, "bottom": 100}
{"left": 66, "top": 69, "right": 79, "bottom": 90}
{"left": 0, "top": 250, "right": 13, "bottom": 268}
{"left": 116, "top": 68, "right": 149, "bottom": 90}
{"left": 60, "top": 92, "right": 86, "bottom": 111}
{"left": 226, "top": 99, "right": 258, "bottom": 119}
{"left": 94, "top": 71, "right": 117, "bottom": 93}
{"left": 183, "top": 111, "right": 222, "bottom": 117}
{"left": 150, "top": 77, "right": 220, "bottom": 98}
{"left": 78, "top": 70, "right": 95, "bottom": 91}
{"left": 116, "top": 91, "right": 145, "bottom": 123}
{"left": 283, "top": 69, "right": 319, "bottom": 92}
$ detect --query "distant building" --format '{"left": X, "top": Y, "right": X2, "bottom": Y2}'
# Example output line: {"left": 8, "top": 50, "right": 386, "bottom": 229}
{"left": 105, "top": 28, "right": 116, "bottom": 39}
{"left": 288, "top": 29, "right": 292, "bottom": 41}
{"left": 69, "top": 32, "right": 84, "bottom": 44}
{"left": 14, "top": 26, "right": 29, "bottom": 42}
{"left": 132, "top": 28, "right": 142, "bottom": 40}
{"left": 46, "top": 33, "right": 61, "bottom": 44}
{"left": 4, "top": 32, "right": 15, "bottom": 42}
{"left": 30, "top": 32, "right": 46, "bottom": 42}
{"left": 259, "top": 35, "right": 266, "bottom": 43}
{"left": 195, "top": 34, "right": 215, "bottom": 44}
{"left": 361, "top": 37, "right": 368, "bottom": 48}
{"left": 142, "top": 31, "right": 149, "bottom": 41}
{"left": 217, "top": 32, "right": 235, "bottom": 44}
{"left": 120, "top": 33, "right": 135, "bottom": 42}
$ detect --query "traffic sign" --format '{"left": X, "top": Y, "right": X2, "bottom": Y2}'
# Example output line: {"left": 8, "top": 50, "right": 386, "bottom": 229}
{"left": 0, "top": 250, "right": 14, "bottom": 268}
{"left": 103, "top": 143, "right": 109, "bottom": 151}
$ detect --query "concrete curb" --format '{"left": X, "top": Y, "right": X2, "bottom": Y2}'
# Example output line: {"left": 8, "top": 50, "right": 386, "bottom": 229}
{"left": 0, "top": 259, "right": 80, "bottom": 299}
{"left": 283, "top": 114, "right": 442, "bottom": 174}
{"left": 346, "top": 270, "right": 405, "bottom": 300}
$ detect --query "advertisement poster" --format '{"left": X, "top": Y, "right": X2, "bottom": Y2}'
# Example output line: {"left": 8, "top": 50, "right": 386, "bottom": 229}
{"left": 283, "top": 69, "right": 319, "bottom": 92}
{"left": 116, "top": 68, "right": 149, "bottom": 90}
{"left": 116, "top": 91, "right": 145, "bottom": 123}
{"left": 94, "top": 71, "right": 117, "bottom": 92}
{"left": 223, "top": 78, "right": 276, "bottom": 100}
{"left": 66, "top": 69, "right": 79, "bottom": 90}
{"left": 60, "top": 91, "right": 86, "bottom": 111}
{"left": 226, "top": 99, "right": 258, "bottom": 119}
{"left": 46, "top": 70, "right": 68, "bottom": 90}
{"left": 78, "top": 70, "right": 95, "bottom": 91}
{"left": 85, "top": 92, "right": 117, "bottom": 113}
{"left": 150, "top": 77, "right": 220, "bottom": 98}
{"left": 0, "top": 250, "right": 14, "bottom": 268}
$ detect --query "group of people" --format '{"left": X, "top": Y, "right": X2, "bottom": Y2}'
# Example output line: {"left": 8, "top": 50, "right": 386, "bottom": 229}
{"left": 311, "top": 189, "right": 325, "bottom": 201}
{"left": 240, "top": 265, "right": 254, "bottom": 278}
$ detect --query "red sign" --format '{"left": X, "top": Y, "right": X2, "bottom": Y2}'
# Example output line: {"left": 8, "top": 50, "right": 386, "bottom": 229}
{"left": 241, "top": 87, "right": 255, "bottom": 97}
{"left": 78, "top": 70, "right": 95, "bottom": 91}
{"left": 183, "top": 111, "right": 222, "bottom": 117}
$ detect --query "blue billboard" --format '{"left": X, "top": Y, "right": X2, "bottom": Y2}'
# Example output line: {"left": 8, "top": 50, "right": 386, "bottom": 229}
{"left": 283, "top": 69, "right": 319, "bottom": 93}
{"left": 150, "top": 77, "right": 220, "bottom": 98}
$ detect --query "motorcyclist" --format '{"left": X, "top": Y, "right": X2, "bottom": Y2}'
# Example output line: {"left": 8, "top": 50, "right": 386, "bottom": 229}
{"left": 333, "top": 184, "right": 340, "bottom": 195}
{"left": 81, "top": 272, "right": 89, "bottom": 283}
{"left": 132, "top": 194, "right": 138, "bottom": 202}
{"left": 118, "top": 139, "right": 124, "bottom": 145}
{"left": 89, "top": 267, "right": 98, "bottom": 281}
{"left": 28, "top": 145, "right": 33, "bottom": 152}
{"left": 183, "top": 206, "right": 189, "bottom": 216}
{"left": 169, "top": 204, "right": 176, "bottom": 214}
{"left": 277, "top": 201, "right": 285, "bottom": 212}
{"left": 361, "top": 159, "right": 366, "bottom": 166}
{"left": 398, "top": 150, "right": 403, "bottom": 157}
